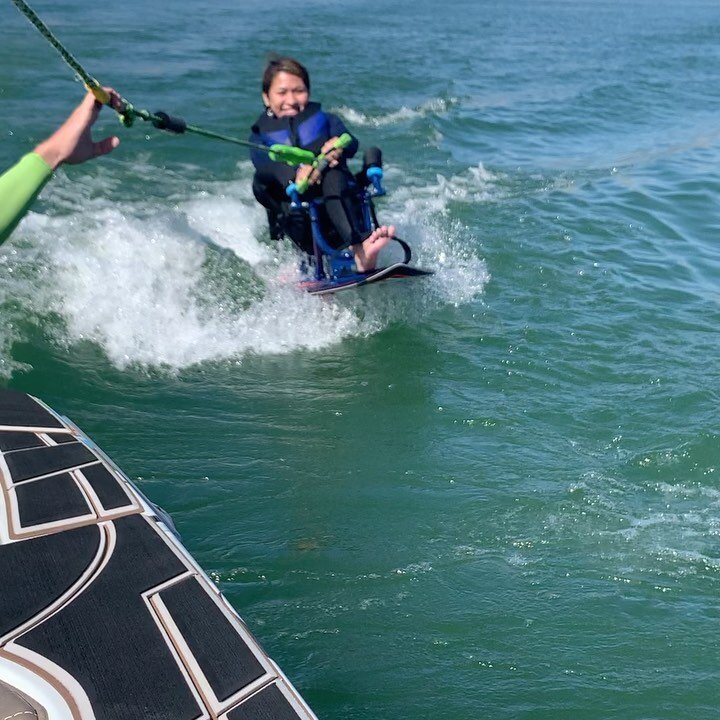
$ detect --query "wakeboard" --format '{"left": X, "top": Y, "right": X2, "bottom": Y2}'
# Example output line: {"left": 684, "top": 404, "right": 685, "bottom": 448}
{"left": 300, "top": 262, "right": 434, "bottom": 296}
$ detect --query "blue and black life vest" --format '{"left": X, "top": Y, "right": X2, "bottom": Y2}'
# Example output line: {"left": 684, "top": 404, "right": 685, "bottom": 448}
{"left": 251, "top": 102, "right": 332, "bottom": 154}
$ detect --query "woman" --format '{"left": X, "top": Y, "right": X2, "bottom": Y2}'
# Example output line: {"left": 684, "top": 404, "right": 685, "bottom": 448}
{"left": 249, "top": 56, "right": 393, "bottom": 272}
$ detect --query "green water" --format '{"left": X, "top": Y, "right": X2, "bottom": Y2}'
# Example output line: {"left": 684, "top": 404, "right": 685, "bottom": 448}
{"left": 3, "top": 0, "right": 720, "bottom": 717}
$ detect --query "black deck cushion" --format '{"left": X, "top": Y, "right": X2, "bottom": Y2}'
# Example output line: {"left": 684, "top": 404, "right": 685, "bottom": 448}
{"left": 80, "top": 464, "right": 133, "bottom": 511}
{"left": 226, "top": 684, "right": 303, "bottom": 720}
{"left": 160, "top": 577, "right": 266, "bottom": 702}
{"left": 0, "top": 432, "right": 44, "bottom": 452}
{"left": 18, "top": 514, "right": 202, "bottom": 720}
{"left": 0, "top": 390, "right": 63, "bottom": 429}
{"left": 15, "top": 473, "right": 92, "bottom": 527}
{"left": 0, "top": 525, "right": 100, "bottom": 637}
{"left": 4, "top": 443, "right": 97, "bottom": 484}
{"left": 47, "top": 433, "right": 78, "bottom": 445}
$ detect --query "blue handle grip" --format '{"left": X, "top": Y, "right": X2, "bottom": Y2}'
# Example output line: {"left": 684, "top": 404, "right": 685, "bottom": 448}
{"left": 366, "top": 166, "right": 385, "bottom": 196}
{"left": 286, "top": 182, "right": 302, "bottom": 206}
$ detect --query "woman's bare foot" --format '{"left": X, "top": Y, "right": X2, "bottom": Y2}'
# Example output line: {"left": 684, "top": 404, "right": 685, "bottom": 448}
{"left": 354, "top": 225, "right": 395, "bottom": 272}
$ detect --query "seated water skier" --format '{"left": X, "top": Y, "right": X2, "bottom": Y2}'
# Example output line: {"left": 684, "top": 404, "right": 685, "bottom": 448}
{"left": 249, "top": 55, "right": 394, "bottom": 272}
{"left": 0, "top": 88, "right": 122, "bottom": 245}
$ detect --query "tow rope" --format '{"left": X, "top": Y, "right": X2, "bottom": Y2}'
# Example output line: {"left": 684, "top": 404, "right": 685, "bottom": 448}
{"left": 9, "top": 0, "right": 318, "bottom": 167}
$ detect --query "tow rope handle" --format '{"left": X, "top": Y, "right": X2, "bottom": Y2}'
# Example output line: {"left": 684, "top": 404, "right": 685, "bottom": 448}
{"left": 293, "top": 133, "right": 354, "bottom": 195}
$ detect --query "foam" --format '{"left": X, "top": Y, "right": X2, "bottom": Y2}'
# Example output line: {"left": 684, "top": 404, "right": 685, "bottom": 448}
{"left": 332, "top": 97, "right": 458, "bottom": 128}
{"left": 0, "top": 162, "right": 488, "bottom": 375}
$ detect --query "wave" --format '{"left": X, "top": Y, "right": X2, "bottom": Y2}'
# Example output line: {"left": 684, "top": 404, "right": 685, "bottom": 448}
{"left": 0, "top": 160, "right": 488, "bottom": 376}
{"left": 332, "top": 96, "right": 458, "bottom": 128}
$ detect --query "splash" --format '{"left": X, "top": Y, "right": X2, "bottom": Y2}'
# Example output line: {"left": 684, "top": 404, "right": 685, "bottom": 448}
{"left": 0, "top": 160, "right": 489, "bottom": 376}
{"left": 386, "top": 162, "right": 502, "bottom": 209}
{"left": 332, "top": 97, "right": 458, "bottom": 128}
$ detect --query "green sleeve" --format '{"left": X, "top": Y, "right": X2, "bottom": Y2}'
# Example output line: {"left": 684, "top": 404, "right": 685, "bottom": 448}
{"left": 0, "top": 152, "right": 53, "bottom": 246}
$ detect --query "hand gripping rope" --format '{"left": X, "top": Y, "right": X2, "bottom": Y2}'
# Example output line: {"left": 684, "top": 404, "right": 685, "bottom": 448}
{"left": 9, "top": 0, "right": 319, "bottom": 168}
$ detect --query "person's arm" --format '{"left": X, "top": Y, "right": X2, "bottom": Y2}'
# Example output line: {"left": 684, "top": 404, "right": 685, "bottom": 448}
{"left": 0, "top": 153, "right": 54, "bottom": 245}
{"left": 33, "top": 90, "right": 120, "bottom": 170}
{"left": 0, "top": 89, "right": 120, "bottom": 246}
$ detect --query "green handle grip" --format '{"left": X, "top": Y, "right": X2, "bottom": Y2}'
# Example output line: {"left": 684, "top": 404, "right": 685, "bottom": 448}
{"left": 295, "top": 133, "right": 354, "bottom": 193}
{"left": 269, "top": 144, "right": 316, "bottom": 166}
{"left": 334, "top": 132, "right": 353, "bottom": 150}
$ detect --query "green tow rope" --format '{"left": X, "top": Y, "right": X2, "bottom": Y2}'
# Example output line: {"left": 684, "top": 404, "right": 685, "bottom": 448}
{"left": 9, "top": 0, "right": 317, "bottom": 167}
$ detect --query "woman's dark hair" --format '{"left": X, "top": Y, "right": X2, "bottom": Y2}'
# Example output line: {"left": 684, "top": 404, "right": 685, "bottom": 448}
{"left": 262, "top": 55, "right": 310, "bottom": 94}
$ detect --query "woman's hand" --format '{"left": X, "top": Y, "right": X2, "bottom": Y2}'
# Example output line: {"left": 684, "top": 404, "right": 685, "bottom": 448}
{"left": 294, "top": 135, "right": 345, "bottom": 186}
{"left": 296, "top": 163, "right": 320, "bottom": 186}
{"left": 321, "top": 136, "right": 343, "bottom": 167}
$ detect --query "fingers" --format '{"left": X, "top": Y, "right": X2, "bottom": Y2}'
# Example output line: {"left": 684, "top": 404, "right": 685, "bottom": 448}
{"left": 69, "top": 91, "right": 100, "bottom": 123}
{"left": 89, "top": 93, "right": 104, "bottom": 122}
{"left": 93, "top": 136, "right": 121, "bottom": 158}
{"left": 85, "top": 86, "right": 123, "bottom": 115}
{"left": 325, "top": 148, "right": 341, "bottom": 167}
{"left": 103, "top": 87, "right": 125, "bottom": 113}
{"left": 296, "top": 164, "right": 321, "bottom": 186}
{"left": 70, "top": 91, "right": 103, "bottom": 131}
{"left": 320, "top": 137, "right": 345, "bottom": 166}
{"left": 321, "top": 137, "right": 338, "bottom": 154}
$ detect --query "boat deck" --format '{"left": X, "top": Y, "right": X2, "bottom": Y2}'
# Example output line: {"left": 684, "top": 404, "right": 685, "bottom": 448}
{"left": 0, "top": 389, "right": 316, "bottom": 720}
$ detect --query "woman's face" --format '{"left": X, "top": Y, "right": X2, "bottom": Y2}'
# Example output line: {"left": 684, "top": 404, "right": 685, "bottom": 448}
{"left": 263, "top": 71, "right": 309, "bottom": 118}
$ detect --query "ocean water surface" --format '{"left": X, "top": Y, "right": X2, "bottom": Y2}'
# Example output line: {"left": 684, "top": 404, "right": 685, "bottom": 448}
{"left": 2, "top": 0, "right": 720, "bottom": 717}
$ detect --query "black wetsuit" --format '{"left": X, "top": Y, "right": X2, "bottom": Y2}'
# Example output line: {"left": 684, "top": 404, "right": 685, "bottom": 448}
{"left": 249, "top": 102, "right": 368, "bottom": 255}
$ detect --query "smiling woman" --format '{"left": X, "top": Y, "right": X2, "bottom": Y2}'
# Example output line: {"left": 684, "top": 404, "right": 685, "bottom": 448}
{"left": 248, "top": 54, "right": 395, "bottom": 271}
{"left": 261, "top": 58, "right": 311, "bottom": 118}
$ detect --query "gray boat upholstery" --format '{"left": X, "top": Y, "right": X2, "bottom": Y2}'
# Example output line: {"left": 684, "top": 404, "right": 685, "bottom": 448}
{"left": 0, "top": 678, "right": 47, "bottom": 720}
{"left": 0, "top": 390, "right": 316, "bottom": 720}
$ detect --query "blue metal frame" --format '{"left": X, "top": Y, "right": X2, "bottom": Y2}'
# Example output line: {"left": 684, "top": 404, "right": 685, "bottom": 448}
{"left": 286, "top": 168, "right": 387, "bottom": 281}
